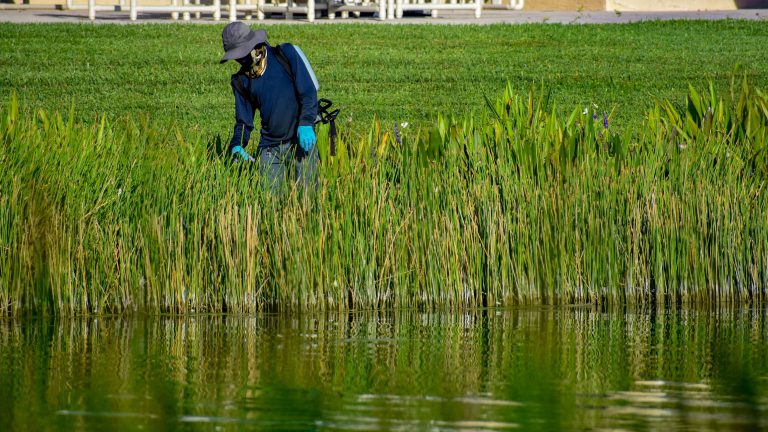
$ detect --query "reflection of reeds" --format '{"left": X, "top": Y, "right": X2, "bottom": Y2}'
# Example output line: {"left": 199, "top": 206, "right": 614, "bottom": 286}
{"left": 1, "top": 79, "right": 767, "bottom": 316}
{"left": 1, "top": 308, "right": 766, "bottom": 430}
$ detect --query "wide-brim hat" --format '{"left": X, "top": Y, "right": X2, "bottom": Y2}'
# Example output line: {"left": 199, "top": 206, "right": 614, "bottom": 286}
{"left": 220, "top": 22, "right": 267, "bottom": 64}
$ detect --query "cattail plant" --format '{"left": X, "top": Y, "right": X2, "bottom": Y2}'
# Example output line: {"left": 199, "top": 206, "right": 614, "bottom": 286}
{"left": 1, "top": 79, "right": 766, "bottom": 316}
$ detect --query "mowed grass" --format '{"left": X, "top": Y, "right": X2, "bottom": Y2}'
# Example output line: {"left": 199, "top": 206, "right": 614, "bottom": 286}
{"left": 1, "top": 20, "right": 767, "bottom": 138}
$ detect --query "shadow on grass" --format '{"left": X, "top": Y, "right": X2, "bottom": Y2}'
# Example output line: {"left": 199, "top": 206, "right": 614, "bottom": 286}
{"left": 207, "top": 132, "right": 228, "bottom": 159}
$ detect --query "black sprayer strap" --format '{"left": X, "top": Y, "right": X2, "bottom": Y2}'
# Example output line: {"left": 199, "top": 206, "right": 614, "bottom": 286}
{"left": 272, "top": 45, "right": 295, "bottom": 82}
{"left": 231, "top": 73, "right": 259, "bottom": 109}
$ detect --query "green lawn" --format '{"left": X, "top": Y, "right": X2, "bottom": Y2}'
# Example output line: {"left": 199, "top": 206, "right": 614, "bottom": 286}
{"left": 1, "top": 20, "right": 767, "bottom": 139}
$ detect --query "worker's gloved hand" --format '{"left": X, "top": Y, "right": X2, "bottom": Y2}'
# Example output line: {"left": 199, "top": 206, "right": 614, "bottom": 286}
{"left": 231, "top": 145, "right": 255, "bottom": 162}
{"left": 297, "top": 125, "right": 316, "bottom": 153}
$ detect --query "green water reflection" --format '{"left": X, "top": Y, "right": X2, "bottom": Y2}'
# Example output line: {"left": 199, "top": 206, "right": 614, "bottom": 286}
{"left": 1, "top": 307, "right": 766, "bottom": 431}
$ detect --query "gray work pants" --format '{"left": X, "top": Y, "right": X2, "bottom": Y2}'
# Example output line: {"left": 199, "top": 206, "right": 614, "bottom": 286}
{"left": 257, "top": 143, "right": 318, "bottom": 194}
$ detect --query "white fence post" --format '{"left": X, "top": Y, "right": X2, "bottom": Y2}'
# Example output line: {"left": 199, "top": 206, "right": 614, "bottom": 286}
{"left": 307, "top": 0, "right": 315, "bottom": 22}
{"left": 229, "top": 0, "right": 237, "bottom": 20}
{"left": 244, "top": 0, "right": 252, "bottom": 19}
{"left": 130, "top": 0, "right": 137, "bottom": 19}
{"left": 88, "top": 0, "right": 95, "bottom": 19}
{"left": 257, "top": 0, "right": 265, "bottom": 19}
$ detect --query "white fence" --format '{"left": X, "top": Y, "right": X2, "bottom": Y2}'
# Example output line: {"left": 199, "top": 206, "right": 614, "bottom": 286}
{"left": 67, "top": 0, "right": 524, "bottom": 21}
{"left": 395, "top": 0, "right": 482, "bottom": 19}
{"left": 66, "top": 0, "right": 219, "bottom": 19}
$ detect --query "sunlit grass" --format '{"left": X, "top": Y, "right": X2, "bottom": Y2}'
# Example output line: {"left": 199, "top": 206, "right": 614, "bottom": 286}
{"left": 1, "top": 21, "right": 767, "bottom": 138}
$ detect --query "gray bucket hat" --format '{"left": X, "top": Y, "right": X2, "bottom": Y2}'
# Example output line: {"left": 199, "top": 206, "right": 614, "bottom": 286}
{"left": 220, "top": 21, "right": 267, "bottom": 64}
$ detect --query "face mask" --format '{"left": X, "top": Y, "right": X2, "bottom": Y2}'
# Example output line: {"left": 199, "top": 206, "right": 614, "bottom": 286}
{"left": 238, "top": 45, "right": 267, "bottom": 79}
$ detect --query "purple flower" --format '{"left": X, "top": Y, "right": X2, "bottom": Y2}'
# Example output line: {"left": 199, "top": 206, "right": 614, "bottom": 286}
{"left": 394, "top": 123, "right": 402, "bottom": 145}
{"left": 602, "top": 113, "right": 609, "bottom": 129}
{"left": 592, "top": 113, "right": 598, "bottom": 121}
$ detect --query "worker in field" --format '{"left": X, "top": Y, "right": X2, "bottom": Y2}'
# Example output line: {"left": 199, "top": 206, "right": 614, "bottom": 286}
{"left": 220, "top": 21, "right": 319, "bottom": 192}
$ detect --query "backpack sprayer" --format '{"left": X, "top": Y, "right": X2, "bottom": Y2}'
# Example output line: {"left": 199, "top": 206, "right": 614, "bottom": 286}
{"left": 231, "top": 43, "right": 340, "bottom": 156}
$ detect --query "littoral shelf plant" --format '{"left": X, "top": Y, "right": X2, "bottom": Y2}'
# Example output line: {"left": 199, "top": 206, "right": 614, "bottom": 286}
{"left": 1, "top": 78, "right": 767, "bottom": 317}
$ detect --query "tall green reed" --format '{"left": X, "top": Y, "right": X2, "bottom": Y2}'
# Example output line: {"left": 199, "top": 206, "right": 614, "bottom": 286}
{"left": 1, "top": 79, "right": 766, "bottom": 316}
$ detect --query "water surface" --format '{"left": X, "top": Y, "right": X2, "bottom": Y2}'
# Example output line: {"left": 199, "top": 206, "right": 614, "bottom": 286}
{"left": 1, "top": 307, "right": 766, "bottom": 431}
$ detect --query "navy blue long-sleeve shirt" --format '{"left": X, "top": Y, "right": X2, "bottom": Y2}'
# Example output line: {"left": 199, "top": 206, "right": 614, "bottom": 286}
{"left": 229, "top": 44, "right": 318, "bottom": 150}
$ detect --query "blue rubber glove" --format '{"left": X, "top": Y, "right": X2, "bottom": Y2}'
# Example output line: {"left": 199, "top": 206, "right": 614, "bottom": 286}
{"left": 297, "top": 125, "right": 316, "bottom": 153}
{"left": 231, "top": 145, "right": 255, "bottom": 162}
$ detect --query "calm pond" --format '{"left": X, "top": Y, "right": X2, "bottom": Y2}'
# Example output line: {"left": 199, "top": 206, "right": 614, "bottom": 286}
{"left": 1, "top": 307, "right": 766, "bottom": 431}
